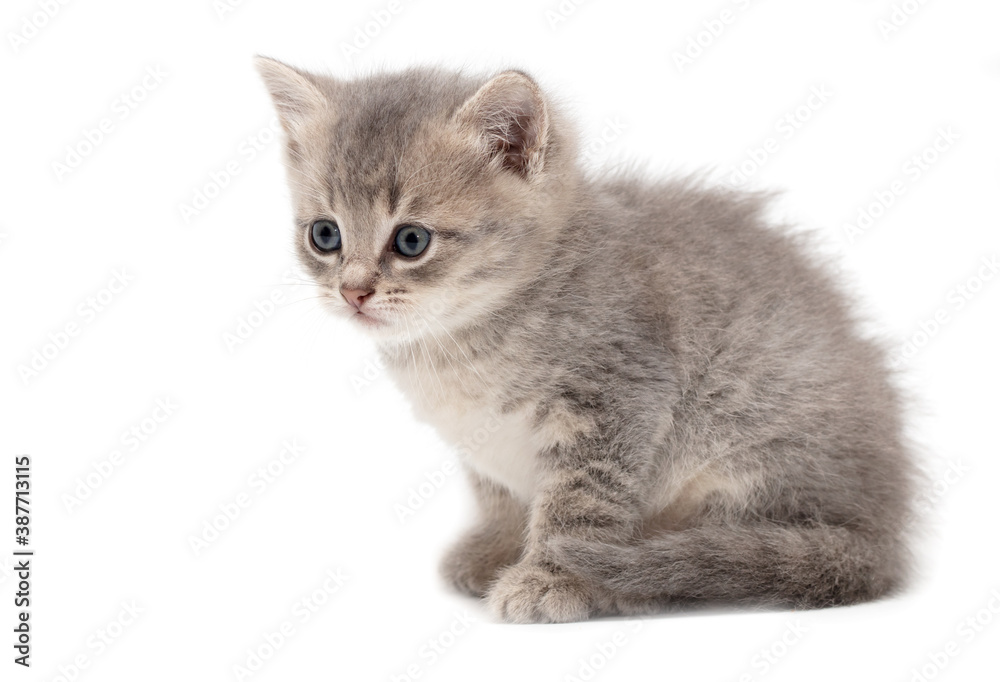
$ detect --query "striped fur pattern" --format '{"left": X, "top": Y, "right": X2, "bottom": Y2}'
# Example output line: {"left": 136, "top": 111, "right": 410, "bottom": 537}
{"left": 257, "top": 58, "right": 917, "bottom": 623}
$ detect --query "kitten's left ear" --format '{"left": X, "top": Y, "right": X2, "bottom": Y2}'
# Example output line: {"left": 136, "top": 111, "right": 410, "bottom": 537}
{"left": 254, "top": 56, "right": 330, "bottom": 135}
{"left": 455, "top": 71, "right": 549, "bottom": 178}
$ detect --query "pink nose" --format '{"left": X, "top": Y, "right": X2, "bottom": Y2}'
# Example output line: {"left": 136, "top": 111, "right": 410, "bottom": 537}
{"left": 341, "top": 287, "right": 373, "bottom": 310}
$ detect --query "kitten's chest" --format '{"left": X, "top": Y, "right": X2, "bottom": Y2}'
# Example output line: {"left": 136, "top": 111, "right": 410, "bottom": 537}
{"left": 385, "top": 349, "right": 542, "bottom": 501}
{"left": 430, "top": 403, "right": 541, "bottom": 502}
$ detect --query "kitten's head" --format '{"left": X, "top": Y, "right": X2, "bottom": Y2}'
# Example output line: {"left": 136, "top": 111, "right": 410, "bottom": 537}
{"left": 256, "top": 58, "right": 579, "bottom": 345}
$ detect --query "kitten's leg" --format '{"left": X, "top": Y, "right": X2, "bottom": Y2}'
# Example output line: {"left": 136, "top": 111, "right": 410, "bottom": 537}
{"left": 486, "top": 434, "right": 646, "bottom": 623}
{"left": 440, "top": 472, "right": 527, "bottom": 598}
{"left": 550, "top": 523, "right": 907, "bottom": 609}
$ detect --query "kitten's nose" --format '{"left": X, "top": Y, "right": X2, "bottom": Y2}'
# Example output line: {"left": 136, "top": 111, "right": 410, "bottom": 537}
{"left": 341, "top": 287, "right": 374, "bottom": 311}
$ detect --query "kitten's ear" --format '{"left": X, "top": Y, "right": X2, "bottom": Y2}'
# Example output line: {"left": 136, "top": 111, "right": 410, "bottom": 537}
{"left": 455, "top": 71, "right": 549, "bottom": 178}
{"left": 254, "top": 56, "right": 330, "bottom": 134}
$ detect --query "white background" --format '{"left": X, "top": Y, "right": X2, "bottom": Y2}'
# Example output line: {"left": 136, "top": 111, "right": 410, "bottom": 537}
{"left": 2, "top": 0, "right": 999, "bottom": 680}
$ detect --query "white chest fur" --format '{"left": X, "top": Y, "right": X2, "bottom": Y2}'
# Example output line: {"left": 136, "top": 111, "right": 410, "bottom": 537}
{"left": 423, "top": 403, "right": 541, "bottom": 503}
{"left": 383, "top": 342, "right": 549, "bottom": 502}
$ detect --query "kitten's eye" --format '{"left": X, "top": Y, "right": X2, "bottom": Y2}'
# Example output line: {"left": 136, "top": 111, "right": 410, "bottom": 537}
{"left": 393, "top": 224, "right": 431, "bottom": 258}
{"left": 311, "top": 220, "right": 341, "bottom": 252}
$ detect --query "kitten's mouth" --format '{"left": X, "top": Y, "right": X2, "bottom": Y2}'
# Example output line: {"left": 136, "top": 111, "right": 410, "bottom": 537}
{"left": 352, "top": 309, "right": 385, "bottom": 328}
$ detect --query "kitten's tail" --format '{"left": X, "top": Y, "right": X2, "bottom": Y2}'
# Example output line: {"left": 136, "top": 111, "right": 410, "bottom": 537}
{"left": 550, "top": 523, "right": 908, "bottom": 608}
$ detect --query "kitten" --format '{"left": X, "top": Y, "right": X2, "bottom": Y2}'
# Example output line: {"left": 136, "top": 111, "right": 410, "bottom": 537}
{"left": 256, "top": 57, "right": 916, "bottom": 623}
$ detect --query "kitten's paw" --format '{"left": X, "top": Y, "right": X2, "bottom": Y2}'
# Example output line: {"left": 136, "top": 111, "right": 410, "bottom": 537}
{"left": 440, "top": 531, "right": 521, "bottom": 598}
{"left": 440, "top": 543, "right": 493, "bottom": 598}
{"left": 487, "top": 562, "right": 593, "bottom": 623}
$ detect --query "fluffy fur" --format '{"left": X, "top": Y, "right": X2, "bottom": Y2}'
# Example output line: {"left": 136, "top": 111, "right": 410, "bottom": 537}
{"left": 257, "top": 57, "right": 916, "bottom": 623}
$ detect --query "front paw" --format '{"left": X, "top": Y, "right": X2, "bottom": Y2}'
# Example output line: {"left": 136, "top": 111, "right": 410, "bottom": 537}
{"left": 487, "top": 562, "right": 593, "bottom": 623}
{"left": 440, "top": 530, "right": 521, "bottom": 598}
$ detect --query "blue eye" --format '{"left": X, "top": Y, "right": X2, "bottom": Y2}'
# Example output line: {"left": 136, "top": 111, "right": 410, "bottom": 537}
{"left": 311, "top": 220, "right": 341, "bottom": 252}
{"left": 394, "top": 224, "right": 431, "bottom": 258}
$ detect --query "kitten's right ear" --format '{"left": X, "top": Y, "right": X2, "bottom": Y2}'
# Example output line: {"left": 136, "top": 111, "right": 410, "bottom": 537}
{"left": 254, "top": 56, "right": 330, "bottom": 134}
{"left": 455, "top": 71, "right": 549, "bottom": 178}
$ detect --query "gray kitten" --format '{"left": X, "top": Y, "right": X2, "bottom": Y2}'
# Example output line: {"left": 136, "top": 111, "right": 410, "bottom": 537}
{"left": 256, "top": 57, "right": 916, "bottom": 623}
